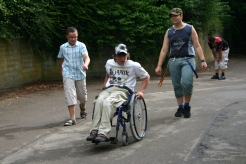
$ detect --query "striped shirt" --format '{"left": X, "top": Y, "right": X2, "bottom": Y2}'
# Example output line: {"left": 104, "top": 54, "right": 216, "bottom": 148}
{"left": 57, "top": 41, "right": 88, "bottom": 80}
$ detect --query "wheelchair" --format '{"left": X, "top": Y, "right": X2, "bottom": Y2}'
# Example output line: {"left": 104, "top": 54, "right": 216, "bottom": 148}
{"left": 90, "top": 87, "right": 148, "bottom": 146}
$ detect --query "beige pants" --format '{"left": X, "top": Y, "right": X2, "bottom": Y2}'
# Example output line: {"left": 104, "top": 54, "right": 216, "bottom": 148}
{"left": 90, "top": 87, "right": 130, "bottom": 138}
{"left": 63, "top": 77, "right": 87, "bottom": 106}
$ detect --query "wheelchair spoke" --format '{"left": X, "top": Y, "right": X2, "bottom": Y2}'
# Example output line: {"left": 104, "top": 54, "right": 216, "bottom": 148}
{"left": 134, "top": 101, "right": 146, "bottom": 136}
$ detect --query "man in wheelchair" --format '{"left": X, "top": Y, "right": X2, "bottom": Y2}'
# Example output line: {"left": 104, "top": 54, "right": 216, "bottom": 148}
{"left": 86, "top": 43, "right": 150, "bottom": 143}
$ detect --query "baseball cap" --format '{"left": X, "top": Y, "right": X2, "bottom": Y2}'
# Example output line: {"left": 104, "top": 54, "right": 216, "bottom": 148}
{"left": 169, "top": 8, "right": 183, "bottom": 16}
{"left": 115, "top": 43, "right": 128, "bottom": 55}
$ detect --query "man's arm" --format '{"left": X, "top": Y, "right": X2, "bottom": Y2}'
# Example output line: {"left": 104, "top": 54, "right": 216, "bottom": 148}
{"left": 208, "top": 42, "right": 217, "bottom": 58}
{"left": 211, "top": 49, "right": 217, "bottom": 58}
{"left": 155, "top": 30, "right": 169, "bottom": 75}
{"left": 215, "top": 40, "right": 223, "bottom": 61}
{"left": 103, "top": 73, "right": 109, "bottom": 88}
{"left": 83, "top": 54, "right": 90, "bottom": 71}
{"left": 191, "top": 26, "right": 207, "bottom": 71}
{"left": 136, "top": 74, "right": 150, "bottom": 99}
{"left": 217, "top": 49, "right": 223, "bottom": 61}
{"left": 59, "top": 58, "right": 64, "bottom": 76}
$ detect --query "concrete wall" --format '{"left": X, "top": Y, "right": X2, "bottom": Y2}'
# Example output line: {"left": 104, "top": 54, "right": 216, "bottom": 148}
{"left": 0, "top": 35, "right": 213, "bottom": 90}
{"left": 0, "top": 39, "right": 41, "bottom": 89}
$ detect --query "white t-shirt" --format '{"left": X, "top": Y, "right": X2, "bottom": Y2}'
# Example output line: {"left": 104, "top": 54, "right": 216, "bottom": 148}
{"left": 105, "top": 59, "right": 148, "bottom": 91}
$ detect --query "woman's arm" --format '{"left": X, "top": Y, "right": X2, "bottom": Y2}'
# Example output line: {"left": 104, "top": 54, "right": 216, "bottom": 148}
{"left": 191, "top": 26, "right": 207, "bottom": 71}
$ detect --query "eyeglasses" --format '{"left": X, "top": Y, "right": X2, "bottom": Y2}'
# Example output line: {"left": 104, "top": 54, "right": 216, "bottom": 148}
{"left": 158, "top": 67, "right": 169, "bottom": 88}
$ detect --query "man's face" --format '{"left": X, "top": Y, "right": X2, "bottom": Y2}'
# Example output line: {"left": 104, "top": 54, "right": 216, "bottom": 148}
{"left": 170, "top": 14, "right": 182, "bottom": 23}
{"left": 66, "top": 32, "right": 78, "bottom": 46}
{"left": 211, "top": 42, "right": 217, "bottom": 47}
{"left": 115, "top": 53, "right": 127, "bottom": 65}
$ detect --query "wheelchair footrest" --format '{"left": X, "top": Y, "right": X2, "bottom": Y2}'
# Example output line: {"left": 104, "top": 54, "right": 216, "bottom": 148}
{"left": 90, "top": 137, "right": 117, "bottom": 144}
{"left": 109, "top": 137, "right": 118, "bottom": 144}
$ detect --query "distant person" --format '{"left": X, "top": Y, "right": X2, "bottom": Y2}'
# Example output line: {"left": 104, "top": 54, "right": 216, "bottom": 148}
{"left": 86, "top": 43, "right": 150, "bottom": 142}
{"left": 155, "top": 8, "right": 207, "bottom": 118}
{"left": 58, "top": 27, "right": 90, "bottom": 126}
{"left": 208, "top": 36, "right": 229, "bottom": 80}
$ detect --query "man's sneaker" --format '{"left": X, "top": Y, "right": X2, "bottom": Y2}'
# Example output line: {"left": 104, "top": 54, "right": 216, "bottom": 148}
{"left": 183, "top": 106, "right": 191, "bottom": 118}
{"left": 64, "top": 119, "right": 76, "bottom": 126}
{"left": 211, "top": 75, "right": 219, "bottom": 79}
{"left": 175, "top": 107, "right": 183, "bottom": 117}
{"left": 95, "top": 134, "right": 109, "bottom": 142}
{"left": 218, "top": 75, "right": 226, "bottom": 80}
{"left": 86, "top": 130, "right": 98, "bottom": 141}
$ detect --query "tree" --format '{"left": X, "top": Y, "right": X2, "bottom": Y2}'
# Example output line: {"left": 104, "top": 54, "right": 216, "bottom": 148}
{"left": 222, "top": 0, "right": 246, "bottom": 54}
{"left": 0, "top": 0, "right": 232, "bottom": 60}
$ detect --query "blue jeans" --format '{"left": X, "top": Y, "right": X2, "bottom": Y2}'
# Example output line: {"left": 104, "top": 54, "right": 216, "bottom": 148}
{"left": 168, "top": 57, "right": 195, "bottom": 98}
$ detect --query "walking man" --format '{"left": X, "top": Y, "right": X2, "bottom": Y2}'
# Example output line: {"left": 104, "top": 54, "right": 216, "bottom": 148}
{"left": 155, "top": 8, "right": 207, "bottom": 118}
{"left": 58, "top": 27, "right": 90, "bottom": 126}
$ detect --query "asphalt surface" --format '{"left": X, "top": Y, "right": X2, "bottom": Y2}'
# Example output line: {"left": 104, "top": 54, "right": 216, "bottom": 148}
{"left": 0, "top": 57, "right": 246, "bottom": 164}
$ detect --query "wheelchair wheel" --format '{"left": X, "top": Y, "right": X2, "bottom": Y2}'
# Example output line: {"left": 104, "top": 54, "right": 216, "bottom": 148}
{"left": 122, "top": 131, "right": 129, "bottom": 146}
{"left": 129, "top": 94, "right": 147, "bottom": 141}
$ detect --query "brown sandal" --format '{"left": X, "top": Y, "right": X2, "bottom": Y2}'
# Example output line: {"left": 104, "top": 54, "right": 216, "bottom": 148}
{"left": 80, "top": 106, "right": 87, "bottom": 118}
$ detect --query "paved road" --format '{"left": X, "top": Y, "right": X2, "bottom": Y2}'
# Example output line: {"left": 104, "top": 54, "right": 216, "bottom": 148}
{"left": 0, "top": 57, "right": 246, "bottom": 164}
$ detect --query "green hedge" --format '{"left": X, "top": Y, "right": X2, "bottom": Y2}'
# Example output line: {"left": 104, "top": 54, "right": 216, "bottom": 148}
{"left": 0, "top": 0, "right": 231, "bottom": 60}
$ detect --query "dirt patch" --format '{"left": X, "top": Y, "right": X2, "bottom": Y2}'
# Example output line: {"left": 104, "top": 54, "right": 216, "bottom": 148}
{"left": 0, "top": 79, "right": 104, "bottom": 101}
{"left": 0, "top": 80, "right": 63, "bottom": 101}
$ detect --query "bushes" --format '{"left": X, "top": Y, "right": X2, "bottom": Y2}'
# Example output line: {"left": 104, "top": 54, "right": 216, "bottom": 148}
{"left": 0, "top": 0, "right": 231, "bottom": 60}
{"left": 0, "top": 0, "right": 60, "bottom": 59}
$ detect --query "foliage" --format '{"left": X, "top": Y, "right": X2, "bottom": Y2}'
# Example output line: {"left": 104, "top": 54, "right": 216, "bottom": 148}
{"left": 184, "top": 0, "right": 230, "bottom": 35}
{"left": 0, "top": 0, "right": 232, "bottom": 60}
{"left": 51, "top": 0, "right": 170, "bottom": 61}
{"left": 0, "top": 0, "right": 60, "bottom": 59}
{"left": 221, "top": 0, "right": 246, "bottom": 53}
{"left": 157, "top": 0, "right": 231, "bottom": 36}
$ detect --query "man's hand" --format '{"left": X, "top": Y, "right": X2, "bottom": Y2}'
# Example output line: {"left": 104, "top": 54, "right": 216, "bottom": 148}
{"left": 215, "top": 57, "right": 221, "bottom": 62}
{"left": 136, "top": 91, "right": 144, "bottom": 99}
{"left": 201, "top": 62, "right": 207, "bottom": 72}
{"left": 155, "top": 66, "right": 162, "bottom": 76}
{"left": 83, "top": 64, "right": 88, "bottom": 71}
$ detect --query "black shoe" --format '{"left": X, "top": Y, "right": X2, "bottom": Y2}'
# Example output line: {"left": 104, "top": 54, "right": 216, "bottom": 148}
{"left": 211, "top": 75, "right": 219, "bottom": 79}
{"left": 218, "top": 75, "right": 226, "bottom": 80}
{"left": 95, "top": 134, "right": 109, "bottom": 142}
{"left": 86, "top": 130, "right": 98, "bottom": 141}
{"left": 183, "top": 106, "right": 191, "bottom": 118}
{"left": 175, "top": 107, "right": 183, "bottom": 117}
